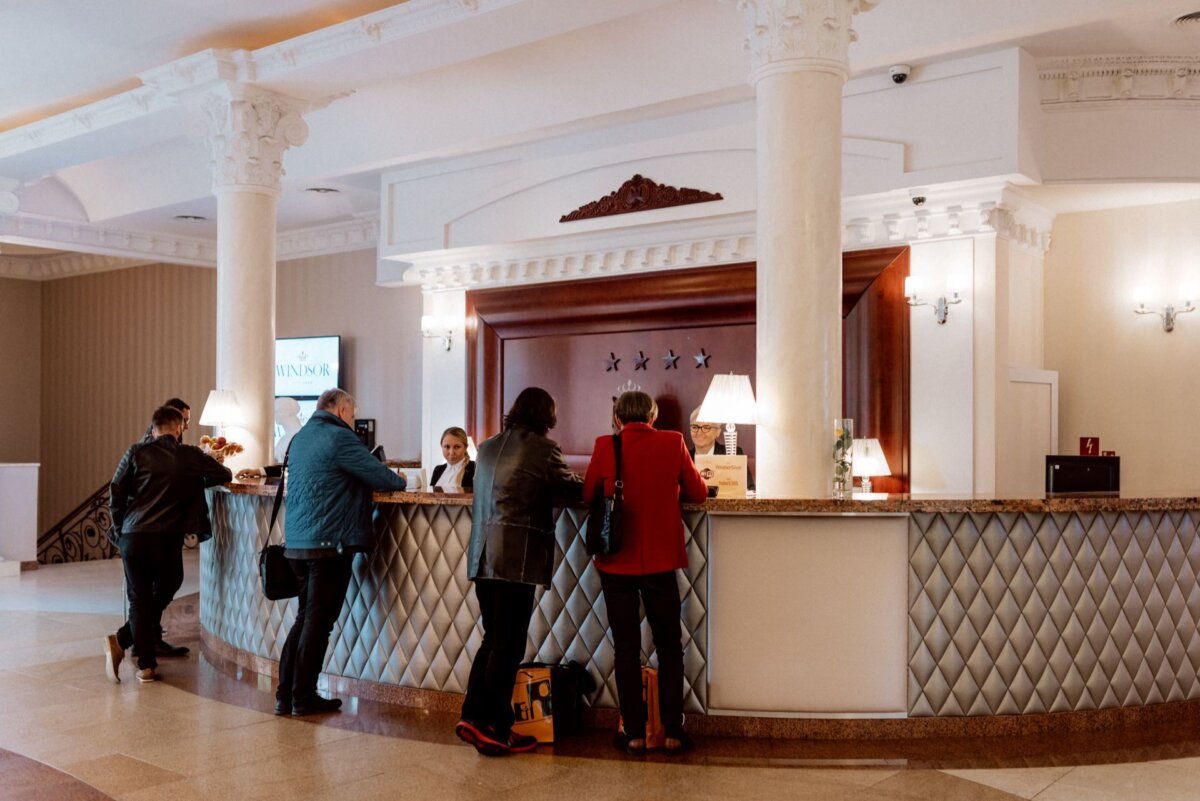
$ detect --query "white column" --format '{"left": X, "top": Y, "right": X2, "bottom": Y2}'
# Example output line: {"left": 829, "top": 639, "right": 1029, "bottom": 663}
{"left": 201, "top": 86, "right": 309, "bottom": 469}
{"left": 739, "top": 0, "right": 877, "bottom": 497}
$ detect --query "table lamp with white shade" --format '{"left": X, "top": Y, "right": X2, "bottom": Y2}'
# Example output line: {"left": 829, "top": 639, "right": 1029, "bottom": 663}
{"left": 199, "top": 389, "right": 244, "bottom": 436}
{"left": 697, "top": 374, "right": 758, "bottom": 455}
{"left": 851, "top": 437, "right": 891, "bottom": 493}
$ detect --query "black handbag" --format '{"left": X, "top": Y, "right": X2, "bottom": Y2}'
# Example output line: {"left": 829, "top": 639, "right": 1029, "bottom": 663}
{"left": 259, "top": 451, "right": 299, "bottom": 600}
{"left": 585, "top": 433, "right": 623, "bottom": 556}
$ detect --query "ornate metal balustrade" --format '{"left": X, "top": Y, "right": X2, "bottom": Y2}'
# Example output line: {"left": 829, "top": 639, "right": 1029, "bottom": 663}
{"left": 37, "top": 483, "right": 116, "bottom": 564}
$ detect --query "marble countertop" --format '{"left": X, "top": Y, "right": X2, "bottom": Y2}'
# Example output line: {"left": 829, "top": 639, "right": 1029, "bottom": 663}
{"left": 219, "top": 481, "right": 1200, "bottom": 513}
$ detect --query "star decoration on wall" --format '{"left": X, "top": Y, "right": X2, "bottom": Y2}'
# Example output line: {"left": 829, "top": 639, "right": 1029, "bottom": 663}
{"left": 662, "top": 349, "right": 680, "bottom": 370}
{"left": 693, "top": 348, "right": 711, "bottom": 368}
{"left": 605, "top": 352, "right": 621, "bottom": 372}
{"left": 634, "top": 351, "right": 650, "bottom": 371}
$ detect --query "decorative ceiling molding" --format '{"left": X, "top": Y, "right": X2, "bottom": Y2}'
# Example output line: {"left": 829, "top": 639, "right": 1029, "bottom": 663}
{"left": 0, "top": 178, "right": 18, "bottom": 214}
{"left": 248, "top": 0, "right": 517, "bottom": 82}
{"left": 0, "top": 213, "right": 216, "bottom": 266}
{"left": 0, "top": 86, "right": 178, "bottom": 161}
{"left": 0, "top": 252, "right": 151, "bottom": 281}
{"left": 1039, "top": 56, "right": 1200, "bottom": 107}
{"left": 0, "top": 211, "right": 381, "bottom": 277}
{"left": 559, "top": 174, "right": 723, "bottom": 223}
{"left": 0, "top": 0, "right": 515, "bottom": 161}
{"left": 277, "top": 214, "right": 380, "bottom": 261}
{"left": 399, "top": 181, "right": 1054, "bottom": 291}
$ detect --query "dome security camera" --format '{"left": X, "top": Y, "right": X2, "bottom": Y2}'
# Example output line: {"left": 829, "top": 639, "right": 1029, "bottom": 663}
{"left": 909, "top": 188, "right": 928, "bottom": 207}
{"left": 889, "top": 65, "right": 911, "bottom": 85}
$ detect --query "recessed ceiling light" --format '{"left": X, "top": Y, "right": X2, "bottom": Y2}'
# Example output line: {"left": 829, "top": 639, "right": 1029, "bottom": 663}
{"left": 1174, "top": 11, "right": 1200, "bottom": 25}
{"left": 304, "top": 187, "right": 341, "bottom": 194}
{"left": 173, "top": 214, "right": 208, "bottom": 221}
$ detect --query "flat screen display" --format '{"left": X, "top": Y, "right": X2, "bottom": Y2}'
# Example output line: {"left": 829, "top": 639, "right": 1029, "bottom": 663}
{"left": 275, "top": 336, "right": 340, "bottom": 398}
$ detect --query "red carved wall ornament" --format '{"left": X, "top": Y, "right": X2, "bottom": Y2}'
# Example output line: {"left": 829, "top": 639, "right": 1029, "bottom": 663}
{"left": 558, "top": 174, "right": 723, "bottom": 223}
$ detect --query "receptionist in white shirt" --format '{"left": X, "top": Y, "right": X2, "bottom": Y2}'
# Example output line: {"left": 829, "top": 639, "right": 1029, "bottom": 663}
{"left": 431, "top": 426, "right": 475, "bottom": 491}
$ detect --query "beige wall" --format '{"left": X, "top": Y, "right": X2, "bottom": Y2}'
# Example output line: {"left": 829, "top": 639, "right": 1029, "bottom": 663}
{"left": 0, "top": 278, "right": 42, "bottom": 464}
{"left": 39, "top": 264, "right": 217, "bottom": 531}
{"left": 277, "top": 250, "right": 422, "bottom": 460}
{"left": 1045, "top": 199, "right": 1200, "bottom": 495}
{"left": 36, "top": 250, "right": 425, "bottom": 534}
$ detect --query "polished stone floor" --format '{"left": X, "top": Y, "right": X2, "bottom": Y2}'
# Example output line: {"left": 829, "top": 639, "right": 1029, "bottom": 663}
{"left": 4, "top": 556, "right": 1200, "bottom": 800}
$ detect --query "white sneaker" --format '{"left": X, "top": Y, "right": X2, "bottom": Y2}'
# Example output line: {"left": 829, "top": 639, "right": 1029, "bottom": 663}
{"left": 136, "top": 668, "right": 159, "bottom": 684}
{"left": 104, "top": 634, "right": 124, "bottom": 683}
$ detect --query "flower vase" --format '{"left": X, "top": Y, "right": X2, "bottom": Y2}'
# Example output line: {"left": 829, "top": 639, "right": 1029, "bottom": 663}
{"left": 832, "top": 418, "right": 854, "bottom": 498}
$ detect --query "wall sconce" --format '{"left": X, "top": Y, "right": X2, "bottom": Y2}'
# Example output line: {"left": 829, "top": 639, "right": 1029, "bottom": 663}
{"left": 1134, "top": 298, "right": 1194, "bottom": 332}
{"left": 904, "top": 275, "right": 963, "bottom": 325}
{"left": 420, "top": 314, "right": 455, "bottom": 350}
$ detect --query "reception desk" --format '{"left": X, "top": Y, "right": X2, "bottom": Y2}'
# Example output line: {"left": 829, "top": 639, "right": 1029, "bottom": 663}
{"left": 201, "top": 485, "right": 1200, "bottom": 735}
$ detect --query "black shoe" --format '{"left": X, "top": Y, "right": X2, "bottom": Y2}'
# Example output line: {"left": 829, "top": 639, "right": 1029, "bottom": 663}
{"left": 156, "top": 640, "right": 190, "bottom": 657}
{"left": 274, "top": 698, "right": 292, "bottom": 716}
{"left": 613, "top": 731, "right": 647, "bottom": 756}
{"left": 663, "top": 730, "right": 695, "bottom": 755}
{"left": 292, "top": 696, "right": 343, "bottom": 716}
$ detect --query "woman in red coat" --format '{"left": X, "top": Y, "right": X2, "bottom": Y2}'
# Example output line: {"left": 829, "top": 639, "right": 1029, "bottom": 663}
{"left": 583, "top": 390, "right": 709, "bottom": 755}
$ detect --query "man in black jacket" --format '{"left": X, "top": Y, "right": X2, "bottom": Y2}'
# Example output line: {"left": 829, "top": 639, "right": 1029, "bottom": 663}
{"left": 106, "top": 406, "right": 231, "bottom": 683}
{"left": 118, "top": 396, "right": 201, "bottom": 658}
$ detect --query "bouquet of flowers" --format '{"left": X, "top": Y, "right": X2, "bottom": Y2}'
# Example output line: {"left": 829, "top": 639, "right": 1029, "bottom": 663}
{"left": 200, "top": 435, "right": 244, "bottom": 463}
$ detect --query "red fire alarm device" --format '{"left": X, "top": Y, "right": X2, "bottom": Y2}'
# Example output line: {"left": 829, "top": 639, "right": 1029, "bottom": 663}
{"left": 1079, "top": 437, "right": 1099, "bottom": 456}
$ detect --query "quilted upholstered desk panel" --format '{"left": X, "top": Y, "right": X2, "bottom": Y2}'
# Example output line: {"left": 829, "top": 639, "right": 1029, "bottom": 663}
{"left": 909, "top": 510, "right": 1200, "bottom": 716}
{"left": 202, "top": 490, "right": 709, "bottom": 713}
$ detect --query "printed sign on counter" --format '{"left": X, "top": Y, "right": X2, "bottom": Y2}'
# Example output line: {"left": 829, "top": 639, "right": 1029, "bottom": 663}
{"left": 695, "top": 454, "right": 748, "bottom": 498}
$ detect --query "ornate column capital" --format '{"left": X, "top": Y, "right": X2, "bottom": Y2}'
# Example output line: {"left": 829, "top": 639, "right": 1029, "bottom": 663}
{"left": 732, "top": 0, "right": 878, "bottom": 83}
{"left": 198, "top": 84, "right": 310, "bottom": 196}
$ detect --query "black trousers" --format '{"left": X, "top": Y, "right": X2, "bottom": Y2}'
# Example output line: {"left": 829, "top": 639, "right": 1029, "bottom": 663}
{"left": 119, "top": 532, "right": 184, "bottom": 670}
{"left": 599, "top": 569, "right": 685, "bottom": 737}
{"left": 461, "top": 578, "right": 536, "bottom": 737}
{"left": 277, "top": 554, "right": 353, "bottom": 704}
{"left": 116, "top": 533, "right": 184, "bottom": 655}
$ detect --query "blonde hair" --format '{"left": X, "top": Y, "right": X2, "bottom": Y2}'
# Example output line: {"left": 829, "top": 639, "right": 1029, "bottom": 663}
{"left": 440, "top": 426, "right": 469, "bottom": 447}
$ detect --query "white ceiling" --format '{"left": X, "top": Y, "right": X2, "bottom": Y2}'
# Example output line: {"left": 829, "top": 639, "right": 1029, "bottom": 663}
{"left": 3, "top": 0, "right": 1200, "bottom": 266}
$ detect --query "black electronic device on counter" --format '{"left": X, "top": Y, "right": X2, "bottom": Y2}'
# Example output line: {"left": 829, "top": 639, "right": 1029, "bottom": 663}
{"left": 354, "top": 418, "right": 376, "bottom": 451}
{"left": 1045, "top": 455, "right": 1120, "bottom": 496}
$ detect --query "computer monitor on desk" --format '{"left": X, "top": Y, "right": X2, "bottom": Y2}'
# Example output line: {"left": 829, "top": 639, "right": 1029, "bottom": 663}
{"left": 1045, "top": 455, "right": 1120, "bottom": 496}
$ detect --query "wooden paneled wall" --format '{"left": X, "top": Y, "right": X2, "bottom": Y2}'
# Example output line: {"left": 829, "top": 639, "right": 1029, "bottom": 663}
{"left": 468, "top": 251, "right": 910, "bottom": 490}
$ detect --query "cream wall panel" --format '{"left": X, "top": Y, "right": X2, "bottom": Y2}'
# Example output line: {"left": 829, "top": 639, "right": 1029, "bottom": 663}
{"left": 39, "top": 264, "right": 216, "bottom": 533}
{"left": 277, "top": 250, "right": 422, "bottom": 461}
{"left": 0, "top": 278, "right": 42, "bottom": 463}
{"left": 1045, "top": 199, "right": 1200, "bottom": 495}
{"left": 909, "top": 238, "right": 975, "bottom": 494}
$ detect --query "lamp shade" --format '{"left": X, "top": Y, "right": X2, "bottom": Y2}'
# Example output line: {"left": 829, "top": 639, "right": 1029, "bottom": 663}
{"left": 697, "top": 374, "right": 757, "bottom": 425}
{"left": 198, "top": 389, "right": 244, "bottom": 427}
{"left": 851, "top": 438, "right": 891, "bottom": 478}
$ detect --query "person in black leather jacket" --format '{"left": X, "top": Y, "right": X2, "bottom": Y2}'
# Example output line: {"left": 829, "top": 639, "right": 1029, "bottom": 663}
{"left": 456, "top": 387, "right": 582, "bottom": 756}
{"left": 105, "top": 405, "right": 231, "bottom": 684}
{"left": 120, "top": 396, "right": 203, "bottom": 658}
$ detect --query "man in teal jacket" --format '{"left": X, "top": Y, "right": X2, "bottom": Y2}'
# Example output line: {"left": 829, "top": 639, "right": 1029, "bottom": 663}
{"left": 276, "top": 388, "right": 407, "bottom": 716}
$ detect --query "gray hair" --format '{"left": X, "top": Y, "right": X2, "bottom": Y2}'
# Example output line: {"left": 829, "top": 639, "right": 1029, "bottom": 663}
{"left": 316, "top": 388, "right": 354, "bottom": 411}
{"left": 614, "top": 391, "right": 658, "bottom": 424}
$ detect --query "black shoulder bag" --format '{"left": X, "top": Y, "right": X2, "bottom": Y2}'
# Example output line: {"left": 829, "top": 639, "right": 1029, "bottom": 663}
{"left": 259, "top": 452, "right": 299, "bottom": 600}
{"left": 585, "top": 433, "right": 623, "bottom": 556}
